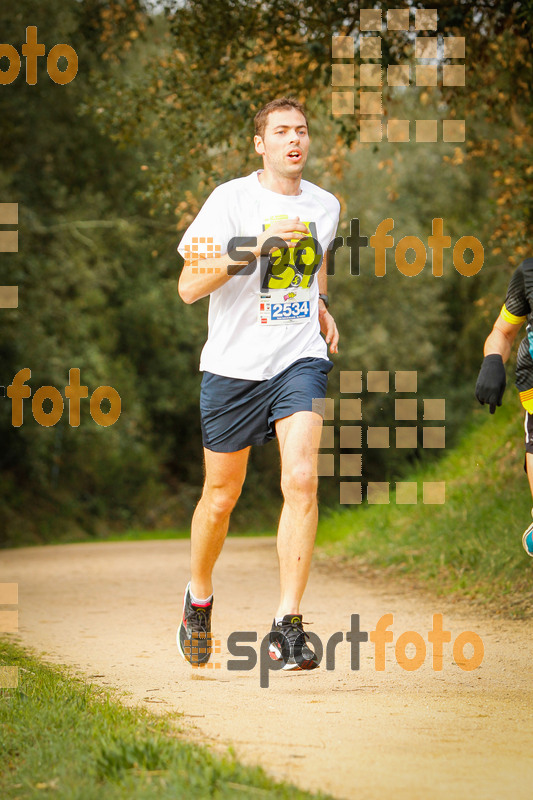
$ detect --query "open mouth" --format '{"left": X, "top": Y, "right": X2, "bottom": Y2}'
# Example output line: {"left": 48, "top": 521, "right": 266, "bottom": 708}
{"left": 287, "top": 151, "right": 302, "bottom": 161}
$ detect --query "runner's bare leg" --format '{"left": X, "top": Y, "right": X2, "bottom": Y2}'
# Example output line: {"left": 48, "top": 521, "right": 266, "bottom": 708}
{"left": 274, "top": 410, "right": 322, "bottom": 617}
{"left": 526, "top": 452, "right": 533, "bottom": 502}
{"left": 190, "top": 446, "right": 250, "bottom": 599}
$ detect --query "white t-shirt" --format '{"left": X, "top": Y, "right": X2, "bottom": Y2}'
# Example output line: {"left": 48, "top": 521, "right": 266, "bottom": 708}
{"left": 177, "top": 170, "right": 340, "bottom": 380}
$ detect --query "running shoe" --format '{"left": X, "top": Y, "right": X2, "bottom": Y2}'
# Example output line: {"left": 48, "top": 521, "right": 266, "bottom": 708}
{"left": 268, "top": 614, "right": 319, "bottom": 671}
{"left": 177, "top": 582, "right": 213, "bottom": 666}
{"left": 522, "top": 518, "right": 533, "bottom": 558}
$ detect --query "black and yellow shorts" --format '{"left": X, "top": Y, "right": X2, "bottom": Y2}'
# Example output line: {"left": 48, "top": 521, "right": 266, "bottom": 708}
{"left": 512, "top": 327, "right": 533, "bottom": 468}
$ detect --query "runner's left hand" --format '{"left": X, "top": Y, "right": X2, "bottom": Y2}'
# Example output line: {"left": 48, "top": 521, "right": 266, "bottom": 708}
{"left": 319, "top": 302, "right": 339, "bottom": 354}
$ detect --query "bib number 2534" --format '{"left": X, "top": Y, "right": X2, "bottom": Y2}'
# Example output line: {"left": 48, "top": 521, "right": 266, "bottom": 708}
{"left": 272, "top": 301, "right": 309, "bottom": 320}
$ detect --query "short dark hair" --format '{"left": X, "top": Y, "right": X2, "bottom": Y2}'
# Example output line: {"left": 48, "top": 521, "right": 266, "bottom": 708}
{"left": 254, "top": 97, "right": 309, "bottom": 140}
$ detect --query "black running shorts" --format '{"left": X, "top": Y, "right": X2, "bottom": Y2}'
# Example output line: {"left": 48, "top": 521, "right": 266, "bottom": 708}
{"left": 200, "top": 357, "right": 334, "bottom": 453}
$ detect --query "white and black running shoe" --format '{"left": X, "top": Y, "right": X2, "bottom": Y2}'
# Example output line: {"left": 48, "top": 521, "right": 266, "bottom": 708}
{"left": 268, "top": 614, "right": 319, "bottom": 671}
{"left": 177, "top": 582, "right": 213, "bottom": 666}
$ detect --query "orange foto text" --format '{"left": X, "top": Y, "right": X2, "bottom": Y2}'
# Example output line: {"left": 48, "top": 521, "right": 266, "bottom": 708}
{"left": 6, "top": 369, "right": 121, "bottom": 427}
{"left": 0, "top": 26, "right": 78, "bottom": 86}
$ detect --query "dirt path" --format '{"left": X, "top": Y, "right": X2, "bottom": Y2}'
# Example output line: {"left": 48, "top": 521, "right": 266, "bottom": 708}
{"left": 1, "top": 538, "right": 532, "bottom": 799}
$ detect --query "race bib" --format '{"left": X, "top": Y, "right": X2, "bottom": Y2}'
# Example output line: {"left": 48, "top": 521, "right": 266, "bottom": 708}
{"left": 258, "top": 286, "right": 311, "bottom": 326}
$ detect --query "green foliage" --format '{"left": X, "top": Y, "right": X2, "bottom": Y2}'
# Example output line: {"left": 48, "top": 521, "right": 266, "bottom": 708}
{"left": 316, "top": 395, "right": 533, "bottom": 617}
{"left": 0, "top": 0, "right": 205, "bottom": 543}
{"left": 1, "top": 0, "right": 531, "bottom": 542}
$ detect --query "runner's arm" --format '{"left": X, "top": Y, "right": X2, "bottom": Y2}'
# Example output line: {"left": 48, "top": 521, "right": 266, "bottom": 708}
{"left": 317, "top": 250, "right": 339, "bottom": 354}
{"left": 317, "top": 249, "right": 328, "bottom": 304}
{"left": 487, "top": 261, "right": 530, "bottom": 359}
{"left": 483, "top": 313, "right": 523, "bottom": 362}
{"left": 178, "top": 218, "right": 310, "bottom": 304}
{"left": 475, "top": 312, "right": 524, "bottom": 413}
{"left": 476, "top": 261, "right": 531, "bottom": 412}
{"left": 178, "top": 250, "right": 254, "bottom": 304}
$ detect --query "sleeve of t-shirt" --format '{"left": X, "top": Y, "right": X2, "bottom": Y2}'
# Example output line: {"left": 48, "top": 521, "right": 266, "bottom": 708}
{"left": 501, "top": 262, "right": 529, "bottom": 323}
{"left": 312, "top": 197, "right": 340, "bottom": 281}
{"left": 329, "top": 197, "right": 341, "bottom": 243}
{"left": 317, "top": 194, "right": 341, "bottom": 259}
{"left": 177, "top": 185, "right": 234, "bottom": 262}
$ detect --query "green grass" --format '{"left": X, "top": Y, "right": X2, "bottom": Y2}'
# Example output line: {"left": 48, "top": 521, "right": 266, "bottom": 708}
{"left": 93, "top": 528, "right": 275, "bottom": 543}
{"left": 48, "top": 528, "right": 192, "bottom": 545}
{"left": 0, "top": 527, "right": 275, "bottom": 550}
{"left": 316, "top": 399, "right": 533, "bottom": 617}
{"left": 19, "top": 527, "right": 276, "bottom": 549}
{"left": 0, "top": 639, "right": 333, "bottom": 800}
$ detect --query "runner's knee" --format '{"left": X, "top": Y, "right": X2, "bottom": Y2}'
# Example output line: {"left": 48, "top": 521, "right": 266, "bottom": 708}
{"left": 203, "top": 483, "right": 242, "bottom": 518}
{"left": 280, "top": 467, "right": 318, "bottom": 503}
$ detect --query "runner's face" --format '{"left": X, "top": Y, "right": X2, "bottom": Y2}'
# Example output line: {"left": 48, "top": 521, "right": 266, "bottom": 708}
{"left": 256, "top": 109, "right": 309, "bottom": 178}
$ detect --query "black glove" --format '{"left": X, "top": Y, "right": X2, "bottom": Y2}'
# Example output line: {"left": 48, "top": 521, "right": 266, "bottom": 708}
{"left": 475, "top": 354, "right": 506, "bottom": 414}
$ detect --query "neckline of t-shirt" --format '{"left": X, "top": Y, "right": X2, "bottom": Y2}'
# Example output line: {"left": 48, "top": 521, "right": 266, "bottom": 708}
{"left": 252, "top": 170, "right": 307, "bottom": 200}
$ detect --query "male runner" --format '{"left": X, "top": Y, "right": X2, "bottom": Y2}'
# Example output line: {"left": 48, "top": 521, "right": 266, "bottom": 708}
{"left": 176, "top": 96, "right": 340, "bottom": 669}
{"left": 475, "top": 256, "right": 533, "bottom": 556}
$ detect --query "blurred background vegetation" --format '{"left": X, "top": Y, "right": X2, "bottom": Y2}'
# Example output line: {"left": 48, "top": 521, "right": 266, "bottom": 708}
{"left": 0, "top": 0, "right": 532, "bottom": 546}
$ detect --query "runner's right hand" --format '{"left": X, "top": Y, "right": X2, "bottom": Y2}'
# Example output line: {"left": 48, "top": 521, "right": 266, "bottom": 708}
{"left": 475, "top": 353, "right": 506, "bottom": 413}
{"left": 252, "top": 217, "right": 310, "bottom": 258}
